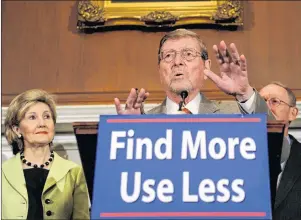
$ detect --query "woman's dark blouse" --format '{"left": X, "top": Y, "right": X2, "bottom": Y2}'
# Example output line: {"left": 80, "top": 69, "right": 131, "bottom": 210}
{"left": 23, "top": 168, "right": 49, "bottom": 220}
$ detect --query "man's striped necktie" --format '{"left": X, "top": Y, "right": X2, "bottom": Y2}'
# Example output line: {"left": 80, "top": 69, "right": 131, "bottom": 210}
{"left": 176, "top": 107, "right": 192, "bottom": 114}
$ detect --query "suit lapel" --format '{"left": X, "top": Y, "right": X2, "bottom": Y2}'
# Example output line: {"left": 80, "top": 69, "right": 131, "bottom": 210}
{"left": 198, "top": 95, "right": 219, "bottom": 114}
{"left": 2, "top": 153, "right": 28, "bottom": 200}
{"left": 147, "top": 99, "right": 167, "bottom": 114}
{"left": 43, "top": 152, "right": 76, "bottom": 194}
{"left": 148, "top": 94, "right": 219, "bottom": 114}
{"left": 158, "top": 99, "right": 167, "bottom": 114}
{"left": 274, "top": 136, "right": 301, "bottom": 209}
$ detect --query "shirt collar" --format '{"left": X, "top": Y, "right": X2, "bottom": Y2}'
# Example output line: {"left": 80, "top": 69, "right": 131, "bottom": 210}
{"left": 166, "top": 93, "right": 201, "bottom": 114}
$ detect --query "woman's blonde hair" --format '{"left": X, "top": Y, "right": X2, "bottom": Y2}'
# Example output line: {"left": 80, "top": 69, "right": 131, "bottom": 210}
{"left": 4, "top": 89, "right": 57, "bottom": 154}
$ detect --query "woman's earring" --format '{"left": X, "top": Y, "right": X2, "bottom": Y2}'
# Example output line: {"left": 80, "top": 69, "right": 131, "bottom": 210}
{"left": 18, "top": 134, "right": 22, "bottom": 138}
{"left": 49, "top": 141, "right": 54, "bottom": 150}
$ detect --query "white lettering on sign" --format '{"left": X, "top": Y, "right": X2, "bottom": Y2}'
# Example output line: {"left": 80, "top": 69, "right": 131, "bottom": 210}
{"left": 107, "top": 128, "right": 260, "bottom": 205}
{"left": 110, "top": 130, "right": 172, "bottom": 160}
{"left": 120, "top": 172, "right": 174, "bottom": 203}
{"left": 182, "top": 172, "right": 245, "bottom": 203}
{"left": 181, "top": 131, "right": 256, "bottom": 160}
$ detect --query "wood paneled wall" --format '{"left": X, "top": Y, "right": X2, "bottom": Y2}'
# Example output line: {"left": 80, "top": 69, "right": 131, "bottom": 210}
{"left": 2, "top": 1, "right": 301, "bottom": 106}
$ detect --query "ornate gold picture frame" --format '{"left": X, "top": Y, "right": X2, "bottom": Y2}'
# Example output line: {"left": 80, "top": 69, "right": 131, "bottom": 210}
{"left": 77, "top": 0, "right": 243, "bottom": 30}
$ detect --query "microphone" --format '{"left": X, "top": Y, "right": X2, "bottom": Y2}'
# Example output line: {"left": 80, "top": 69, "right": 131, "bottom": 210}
{"left": 180, "top": 91, "right": 188, "bottom": 103}
{"left": 178, "top": 90, "right": 189, "bottom": 111}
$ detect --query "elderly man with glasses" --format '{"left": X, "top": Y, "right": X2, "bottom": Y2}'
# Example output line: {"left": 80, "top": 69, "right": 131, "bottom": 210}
{"left": 114, "top": 28, "right": 271, "bottom": 116}
{"left": 259, "top": 82, "right": 301, "bottom": 220}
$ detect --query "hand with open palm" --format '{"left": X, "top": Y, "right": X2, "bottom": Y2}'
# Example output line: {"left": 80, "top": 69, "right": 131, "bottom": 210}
{"left": 114, "top": 88, "right": 149, "bottom": 115}
{"left": 204, "top": 41, "right": 254, "bottom": 102}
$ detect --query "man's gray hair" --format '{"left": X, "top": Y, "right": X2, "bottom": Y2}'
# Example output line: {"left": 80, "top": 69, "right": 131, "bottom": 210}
{"left": 158, "top": 28, "right": 208, "bottom": 63}
{"left": 270, "top": 81, "right": 296, "bottom": 107}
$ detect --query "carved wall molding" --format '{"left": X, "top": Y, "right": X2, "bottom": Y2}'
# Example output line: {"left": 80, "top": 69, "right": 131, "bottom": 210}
{"left": 2, "top": 103, "right": 301, "bottom": 164}
{"left": 2, "top": 102, "right": 301, "bottom": 128}
{"left": 77, "top": 0, "right": 243, "bottom": 30}
{"left": 141, "top": 11, "right": 179, "bottom": 25}
{"left": 212, "top": 0, "right": 243, "bottom": 24}
{"left": 78, "top": 1, "right": 105, "bottom": 23}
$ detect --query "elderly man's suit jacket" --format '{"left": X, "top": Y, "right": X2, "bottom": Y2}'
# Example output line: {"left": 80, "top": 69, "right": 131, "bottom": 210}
{"left": 147, "top": 91, "right": 272, "bottom": 117}
{"left": 273, "top": 135, "right": 301, "bottom": 220}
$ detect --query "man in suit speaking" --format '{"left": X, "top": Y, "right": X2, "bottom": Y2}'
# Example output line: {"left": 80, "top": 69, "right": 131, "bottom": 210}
{"left": 114, "top": 28, "right": 271, "bottom": 115}
{"left": 113, "top": 28, "right": 301, "bottom": 219}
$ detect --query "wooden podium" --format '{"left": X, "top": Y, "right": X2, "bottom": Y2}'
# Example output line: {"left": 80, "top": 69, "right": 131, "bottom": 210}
{"left": 73, "top": 121, "right": 285, "bottom": 209}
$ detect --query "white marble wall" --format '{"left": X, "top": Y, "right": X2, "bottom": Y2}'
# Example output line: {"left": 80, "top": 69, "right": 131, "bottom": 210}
{"left": 2, "top": 103, "right": 301, "bottom": 164}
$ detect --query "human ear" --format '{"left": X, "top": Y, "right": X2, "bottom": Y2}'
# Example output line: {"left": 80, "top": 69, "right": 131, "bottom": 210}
{"left": 12, "top": 125, "right": 22, "bottom": 138}
{"left": 289, "top": 107, "right": 299, "bottom": 121}
{"left": 204, "top": 59, "right": 211, "bottom": 80}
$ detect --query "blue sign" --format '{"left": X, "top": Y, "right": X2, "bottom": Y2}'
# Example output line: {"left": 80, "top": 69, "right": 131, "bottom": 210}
{"left": 91, "top": 114, "right": 271, "bottom": 219}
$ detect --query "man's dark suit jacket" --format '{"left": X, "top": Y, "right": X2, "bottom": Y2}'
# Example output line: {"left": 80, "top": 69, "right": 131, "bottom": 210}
{"left": 273, "top": 135, "right": 301, "bottom": 220}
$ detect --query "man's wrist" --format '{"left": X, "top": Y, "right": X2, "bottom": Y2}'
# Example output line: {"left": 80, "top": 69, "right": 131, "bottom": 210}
{"left": 236, "top": 87, "right": 255, "bottom": 103}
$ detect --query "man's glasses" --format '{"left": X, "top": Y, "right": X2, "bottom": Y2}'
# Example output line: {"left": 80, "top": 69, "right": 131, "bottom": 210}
{"left": 265, "top": 97, "right": 294, "bottom": 108}
{"left": 160, "top": 48, "right": 208, "bottom": 63}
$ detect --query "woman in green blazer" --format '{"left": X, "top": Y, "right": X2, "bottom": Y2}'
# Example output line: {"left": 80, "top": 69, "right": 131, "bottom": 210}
{"left": 2, "top": 89, "right": 90, "bottom": 220}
